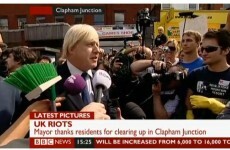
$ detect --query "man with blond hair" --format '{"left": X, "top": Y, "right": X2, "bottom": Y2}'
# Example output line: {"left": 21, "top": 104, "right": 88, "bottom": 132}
{"left": 56, "top": 24, "right": 116, "bottom": 119}
{"left": 180, "top": 30, "right": 204, "bottom": 73}
{"left": 179, "top": 30, "right": 204, "bottom": 119}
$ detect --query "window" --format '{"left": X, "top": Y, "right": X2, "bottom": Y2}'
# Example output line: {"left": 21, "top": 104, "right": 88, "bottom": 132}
{"left": 162, "top": 4, "right": 171, "bottom": 10}
{"left": 55, "top": 15, "right": 65, "bottom": 22}
{"left": 17, "top": 17, "right": 27, "bottom": 29}
{"left": 0, "top": 18, "right": 8, "bottom": 30}
{"left": 74, "top": 15, "right": 84, "bottom": 24}
{"left": 94, "top": 14, "right": 104, "bottom": 25}
{"left": 189, "top": 4, "right": 198, "bottom": 10}
{"left": 36, "top": 16, "right": 46, "bottom": 23}
{"left": 114, "top": 12, "right": 124, "bottom": 25}
{"left": 223, "top": 4, "right": 230, "bottom": 9}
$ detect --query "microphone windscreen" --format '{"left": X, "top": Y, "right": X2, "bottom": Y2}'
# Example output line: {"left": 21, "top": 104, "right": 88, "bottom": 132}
{"left": 64, "top": 74, "right": 86, "bottom": 95}
{"left": 124, "top": 102, "right": 146, "bottom": 119}
{"left": 92, "top": 69, "right": 111, "bottom": 89}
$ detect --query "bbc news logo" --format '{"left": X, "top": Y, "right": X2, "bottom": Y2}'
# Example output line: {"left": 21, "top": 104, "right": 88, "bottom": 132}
{"left": 34, "top": 139, "right": 54, "bottom": 145}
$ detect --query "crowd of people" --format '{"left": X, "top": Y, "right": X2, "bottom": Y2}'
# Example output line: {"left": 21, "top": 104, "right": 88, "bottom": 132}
{"left": 0, "top": 11, "right": 230, "bottom": 147}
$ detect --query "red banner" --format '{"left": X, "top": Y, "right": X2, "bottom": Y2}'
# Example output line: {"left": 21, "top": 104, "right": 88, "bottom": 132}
{"left": 94, "top": 138, "right": 230, "bottom": 148}
{"left": 30, "top": 137, "right": 230, "bottom": 148}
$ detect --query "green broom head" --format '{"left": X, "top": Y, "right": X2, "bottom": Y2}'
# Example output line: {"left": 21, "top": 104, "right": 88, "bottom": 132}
{"left": 4, "top": 63, "right": 60, "bottom": 101}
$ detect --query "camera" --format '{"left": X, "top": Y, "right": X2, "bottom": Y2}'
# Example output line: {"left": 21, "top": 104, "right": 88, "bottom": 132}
{"left": 158, "top": 45, "right": 171, "bottom": 52}
{"left": 135, "top": 52, "right": 146, "bottom": 60}
{"left": 112, "top": 53, "right": 133, "bottom": 77}
{"left": 136, "top": 8, "right": 152, "bottom": 28}
{"left": 162, "top": 46, "right": 170, "bottom": 52}
{"left": 144, "top": 71, "right": 186, "bottom": 85}
{"left": 114, "top": 53, "right": 131, "bottom": 65}
{"left": 135, "top": 8, "right": 154, "bottom": 48}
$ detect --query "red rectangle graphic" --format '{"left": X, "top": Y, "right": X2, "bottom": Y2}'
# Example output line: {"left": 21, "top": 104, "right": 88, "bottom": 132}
{"left": 30, "top": 6, "right": 53, "bottom": 15}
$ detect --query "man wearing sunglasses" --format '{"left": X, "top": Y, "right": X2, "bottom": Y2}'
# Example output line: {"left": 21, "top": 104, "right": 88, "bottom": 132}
{"left": 180, "top": 30, "right": 204, "bottom": 74}
{"left": 185, "top": 29, "right": 230, "bottom": 119}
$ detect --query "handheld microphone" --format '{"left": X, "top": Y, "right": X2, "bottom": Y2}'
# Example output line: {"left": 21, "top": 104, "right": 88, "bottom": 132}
{"left": 124, "top": 102, "right": 146, "bottom": 119}
{"left": 61, "top": 74, "right": 87, "bottom": 111}
{"left": 92, "top": 69, "right": 112, "bottom": 103}
{"left": 64, "top": 74, "right": 86, "bottom": 95}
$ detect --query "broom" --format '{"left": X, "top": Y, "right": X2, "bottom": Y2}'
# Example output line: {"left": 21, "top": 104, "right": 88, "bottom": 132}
{"left": 4, "top": 63, "right": 62, "bottom": 111}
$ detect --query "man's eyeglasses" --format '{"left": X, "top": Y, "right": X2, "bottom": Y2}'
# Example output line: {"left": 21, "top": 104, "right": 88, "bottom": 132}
{"left": 200, "top": 46, "right": 220, "bottom": 53}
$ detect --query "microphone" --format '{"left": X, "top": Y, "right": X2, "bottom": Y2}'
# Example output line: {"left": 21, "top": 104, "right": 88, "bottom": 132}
{"left": 61, "top": 74, "right": 87, "bottom": 111}
{"left": 124, "top": 102, "right": 146, "bottom": 119}
{"left": 64, "top": 74, "right": 86, "bottom": 95}
{"left": 92, "top": 69, "right": 112, "bottom": 103}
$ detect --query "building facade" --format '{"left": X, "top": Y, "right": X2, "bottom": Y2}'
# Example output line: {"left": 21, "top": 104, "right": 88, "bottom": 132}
{"left": 0, "top": 4, "right": 154, "bottom": 49}
{"left": 0, "top": 4, "right": 152, "bottom": 30}
{"left": 0, "top": 4, "right": 228, "bottom": 49}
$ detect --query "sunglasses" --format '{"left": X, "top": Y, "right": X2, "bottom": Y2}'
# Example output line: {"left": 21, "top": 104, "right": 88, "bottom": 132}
{"left": 163, "top": 46, "right": 176, "bottom": 52}
{"left": 168, "top": 46, "right": 176, "bottom": 51}
{"left": 200, "top": 46, "right": 220, "bottom": 53}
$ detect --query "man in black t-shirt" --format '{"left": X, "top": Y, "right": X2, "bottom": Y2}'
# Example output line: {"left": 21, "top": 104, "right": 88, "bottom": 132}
{"left": 185, "top": 30, "right": 230, "bottom": 119}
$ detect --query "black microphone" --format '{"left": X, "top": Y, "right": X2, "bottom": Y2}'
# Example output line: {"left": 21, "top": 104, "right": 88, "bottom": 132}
{"left": 124, "top": 102, "right": 146, "bottom": 119}
{"left": 92, "top": 70, "right": 112, "bottom": 103}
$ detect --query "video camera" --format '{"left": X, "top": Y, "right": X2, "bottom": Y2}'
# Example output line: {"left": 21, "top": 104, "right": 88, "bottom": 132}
{"left": 135, "top": 52, "right": 146, "bottom": 60}
{"left": 134, "top": 8, "right": 154, "bottom": 60}
{"left": 136, "top": 8, "right": 152, "bottom": 29}
{"left": 144, "top": 71, "right": 186, "bottom": 85}
{"left": 112, "top": 53, "right": 133, "bottom": 79}
{"left": 121, "top": 70, "right": 186, "bottom": 113}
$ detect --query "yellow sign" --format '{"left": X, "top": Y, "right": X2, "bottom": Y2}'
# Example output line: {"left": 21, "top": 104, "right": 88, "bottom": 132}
{"left": 166, "top": 23, "right": 180, "bottom": 41}
{"left": 154, "top": 10, "right": 229, "bottom": 41}
{"left": 166, "top": 23, "right": 221, "bottom": 41}
{"left": 208, "top": 23, "right": 220, "bottom": 31}
{"left": 166, "top": 8, "right": 174, "bottom": 23}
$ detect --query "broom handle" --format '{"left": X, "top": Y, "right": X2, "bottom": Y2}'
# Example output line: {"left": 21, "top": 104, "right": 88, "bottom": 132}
{"left": 50, "top": 85, "right": 57, "bottom": 112}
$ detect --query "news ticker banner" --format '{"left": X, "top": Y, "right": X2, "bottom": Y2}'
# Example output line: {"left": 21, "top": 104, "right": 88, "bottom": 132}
{"left": 30, "top": 112, "right": 230, "bottom": 148}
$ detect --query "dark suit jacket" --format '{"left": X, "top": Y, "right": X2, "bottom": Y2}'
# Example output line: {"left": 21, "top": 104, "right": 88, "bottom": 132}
{"left": 56, "top": 62, "right": 117, "bottom": 119}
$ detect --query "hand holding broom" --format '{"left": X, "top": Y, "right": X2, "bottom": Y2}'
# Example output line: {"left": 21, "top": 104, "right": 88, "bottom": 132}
{"left": 4, "top": 63, "right": 62, "bottom": 112}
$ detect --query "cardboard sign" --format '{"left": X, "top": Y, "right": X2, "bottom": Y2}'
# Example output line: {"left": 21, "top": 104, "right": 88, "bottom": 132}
{"left": 179, "top": 15, "right": 208, "bottom": 38}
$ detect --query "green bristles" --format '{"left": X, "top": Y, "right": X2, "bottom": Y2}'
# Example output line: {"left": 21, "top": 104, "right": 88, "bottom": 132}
{"left": 4, "top": 63, "right": 58, "bottom": 93}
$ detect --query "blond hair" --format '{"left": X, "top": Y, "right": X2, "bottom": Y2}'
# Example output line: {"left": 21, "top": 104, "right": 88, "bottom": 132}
{"left": 62, "top": 24, "right": 99, "bottom": 58}
{"left": 166, "top": 39, "right": 180, "bottom": 53}
{"left": 158, "top": 26, "right": 164, "bottom": 32}
{"left": 182, "top": 30, "right": 202, "bottom": 43}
